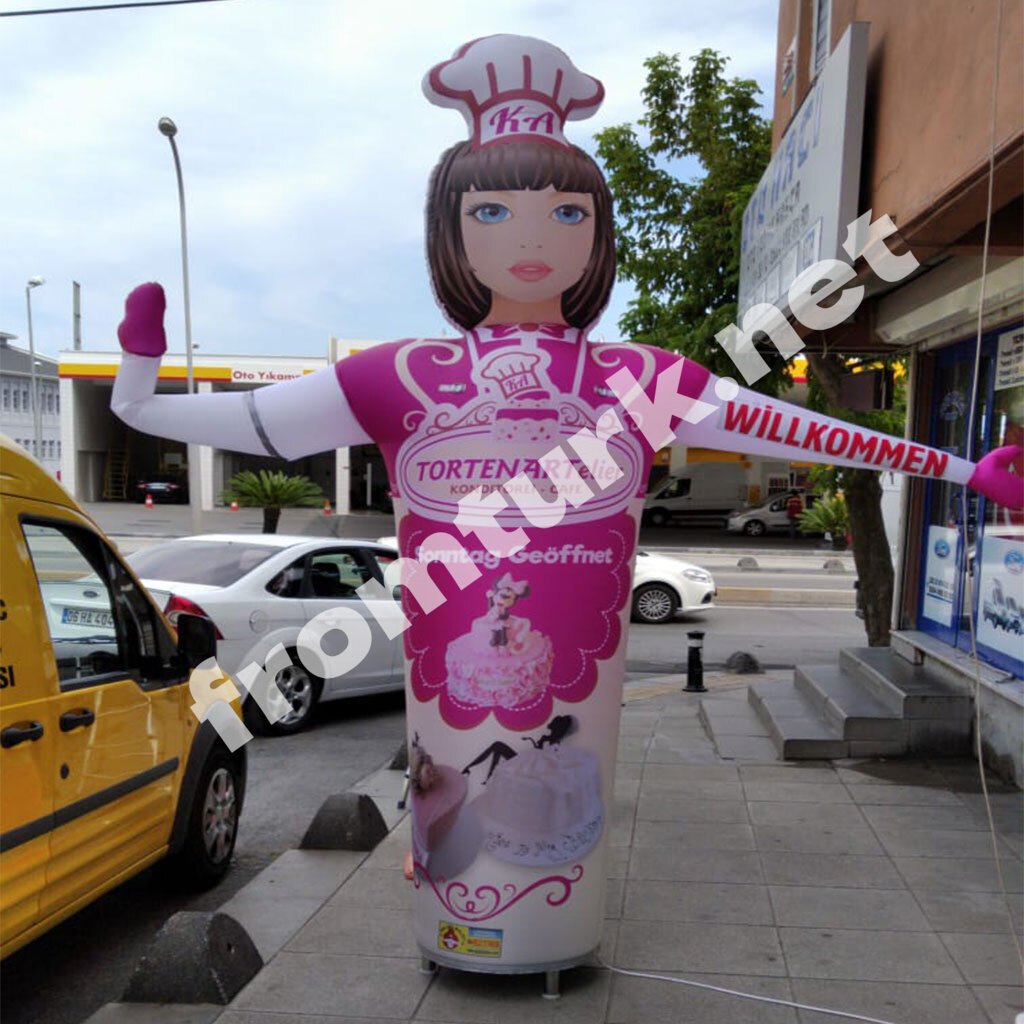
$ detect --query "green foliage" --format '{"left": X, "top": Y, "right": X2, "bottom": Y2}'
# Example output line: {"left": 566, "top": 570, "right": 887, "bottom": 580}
{"left": 221, "top": 470, "right": 324, "bottom": 510}
{"left": 595, "top": 49, "right": 781, "bottom": 389}
{"left": 221, "top": 470, "right": 324, "bottom": 532}
{"left": 799, "top": 493, "right": 849, "bottom": 537}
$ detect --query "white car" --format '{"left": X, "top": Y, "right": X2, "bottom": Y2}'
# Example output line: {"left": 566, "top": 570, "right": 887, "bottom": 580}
{"left": 128, "top": 534, "right": 403, "bottom": 735}
{"left": 376, "top": 536, "right": 715, "bottom": 626}
{"left": 630, "top": 550, "right": 716, "bottom": 624}
{"left": 725, "top": 491, "right": 820, "bottom": 537}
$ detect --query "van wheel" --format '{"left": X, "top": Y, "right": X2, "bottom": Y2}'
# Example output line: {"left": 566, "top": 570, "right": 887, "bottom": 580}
{"left": 243, "top": 653, "right": 322, "bottom": 736}
{"left": 632, "top": 583, "right": 679, "bottom": 624}
{"left": 742, "top": 519, "right": 766, "bottom": 537}
{"left": 648, "top": 508, "right": 670, "bottom": 527}
{"left": 166, "top": 749, "right": 239, "bottom": 889}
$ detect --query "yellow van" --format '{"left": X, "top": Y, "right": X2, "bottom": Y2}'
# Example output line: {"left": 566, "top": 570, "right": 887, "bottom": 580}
{"left": 0, "top": 436, "right": 246, "bottom": 959}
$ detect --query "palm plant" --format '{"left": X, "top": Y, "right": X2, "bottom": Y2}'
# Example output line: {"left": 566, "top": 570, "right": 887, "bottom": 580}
{"left": 799, "top": 493, "right": 850, "bottom": 550}
{"left": 220, "top": 470, "right": 324, "bottom": 534}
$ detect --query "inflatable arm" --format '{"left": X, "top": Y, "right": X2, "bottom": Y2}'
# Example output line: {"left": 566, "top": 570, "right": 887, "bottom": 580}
{"left": 111, "top": 284, "right": 372, "bottom": 459}
{"left": 672, "top": 367, "right": 1024, "bottom": 509}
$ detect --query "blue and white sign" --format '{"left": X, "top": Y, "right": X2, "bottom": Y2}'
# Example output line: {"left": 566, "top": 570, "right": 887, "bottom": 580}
{"left": 737, "top": 23, "right": 868, "bottom": 318}
{"left": 921, "top": 525, "right": 960, "bottom": 628}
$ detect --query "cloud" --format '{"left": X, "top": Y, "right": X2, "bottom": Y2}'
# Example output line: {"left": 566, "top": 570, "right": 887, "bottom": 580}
{"left": 0, "top": 0, "right": 777, "bottom": 358}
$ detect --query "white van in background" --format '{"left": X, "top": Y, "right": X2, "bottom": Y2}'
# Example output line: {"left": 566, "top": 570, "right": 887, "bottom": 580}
{"left": 643, "top": 463, "right": 748, "bottom": 526}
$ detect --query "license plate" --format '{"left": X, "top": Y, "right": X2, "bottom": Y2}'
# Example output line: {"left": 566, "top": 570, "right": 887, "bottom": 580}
{"left": 62, "top": 607, "right": 114, "bottom": 628}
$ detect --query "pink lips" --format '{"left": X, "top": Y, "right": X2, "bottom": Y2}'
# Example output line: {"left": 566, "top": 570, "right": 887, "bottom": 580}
{"left": 509, "top": 261, "right": 553, "bottom": 282}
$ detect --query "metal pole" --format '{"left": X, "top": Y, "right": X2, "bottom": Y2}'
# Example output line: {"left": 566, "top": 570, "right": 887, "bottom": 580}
{"left": 25, "top": 279, "right": 44, "bottom": 463}
{"left": 159, "top": 117, "right": 202, "bottom": 534}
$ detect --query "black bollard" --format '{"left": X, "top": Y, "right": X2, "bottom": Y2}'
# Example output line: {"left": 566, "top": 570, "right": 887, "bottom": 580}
{"left": 684, "top": 630, "right": 707, "bottom": 692}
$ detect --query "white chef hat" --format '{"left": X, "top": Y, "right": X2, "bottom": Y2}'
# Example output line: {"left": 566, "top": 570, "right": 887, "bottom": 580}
{"left": 424, "top": 34, "right": 604, "bottom": 149}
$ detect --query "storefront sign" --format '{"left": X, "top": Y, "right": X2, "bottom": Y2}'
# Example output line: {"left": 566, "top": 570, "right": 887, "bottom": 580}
{"left": 976, "top": 535, "right": 1024, "bottom": 669}
{"left": 738, "top": 23, "right": 868, "bottom": 317}
{"left": 921, "top": 525, "right": 959, "bottom": 627}
{"left": 995, "top": 328, "right": 1024, "bottom": 391}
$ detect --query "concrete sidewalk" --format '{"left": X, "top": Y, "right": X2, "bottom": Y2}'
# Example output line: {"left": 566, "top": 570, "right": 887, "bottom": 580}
{"left": 92, "top": 674, "right": 1023, "bottom": 1024}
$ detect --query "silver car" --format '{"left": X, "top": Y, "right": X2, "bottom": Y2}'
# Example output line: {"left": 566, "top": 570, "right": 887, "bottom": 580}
{"left": 725, "top": 492, "right": 820, "bottom": 537}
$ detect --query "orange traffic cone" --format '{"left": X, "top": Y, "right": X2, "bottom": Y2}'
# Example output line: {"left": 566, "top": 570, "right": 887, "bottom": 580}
{"left": 144, "top": 493, "right": 153, "bottom": 510}
{"left": 229, "top": 500, "right": 239, "bottom": 512}
{"left": 323, "top": 499, "right": 332, "bottom": 516}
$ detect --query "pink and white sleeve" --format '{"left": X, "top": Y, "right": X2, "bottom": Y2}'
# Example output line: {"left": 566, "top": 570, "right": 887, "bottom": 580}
{"left": 676, "top": 371, "right": 974, "bottom": 484}
{"left": 112, "top": 355, "right": 371, "bottom": 459}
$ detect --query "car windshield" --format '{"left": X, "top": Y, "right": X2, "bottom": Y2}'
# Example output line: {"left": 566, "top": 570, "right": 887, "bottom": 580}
{"left": 128, "top": 540, "right": 281, "bottom": 586}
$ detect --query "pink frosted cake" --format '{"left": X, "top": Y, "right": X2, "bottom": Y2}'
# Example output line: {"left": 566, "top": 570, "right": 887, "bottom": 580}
{"left": 473, "top": 745, "right": 603, "bottom": 866}
{"left": 446, "top": 573, "right": 553, "bottom": 709}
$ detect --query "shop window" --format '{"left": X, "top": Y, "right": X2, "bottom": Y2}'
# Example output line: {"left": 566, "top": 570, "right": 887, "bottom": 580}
{"left": 1, "top": 385, "right": 9, "bottom": 410}
{"left": 12, "top": 390, "right": 20, "bottom": 412}
{"left": 811, "top": 0, "right": 831, "bottom": 79}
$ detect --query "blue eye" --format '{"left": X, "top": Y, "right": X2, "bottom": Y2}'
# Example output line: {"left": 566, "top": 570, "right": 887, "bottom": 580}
{"left": 552, "top": 204, "right": 588, "bottom": 225}
{"left": 468, "top": 203, "right": 511, "bottom": 224}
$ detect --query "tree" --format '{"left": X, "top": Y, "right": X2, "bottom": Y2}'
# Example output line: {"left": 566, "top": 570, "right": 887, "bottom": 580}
{"left": 596, "top": 49, "right": 898, "bottom": 645}
{"left": 220, "top": 469, "right": 324, "bottom": 534}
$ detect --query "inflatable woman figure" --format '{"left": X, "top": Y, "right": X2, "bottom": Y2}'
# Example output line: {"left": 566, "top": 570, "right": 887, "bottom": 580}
{"left": 112, "top": 35, "right": 1023, "bottom": 974}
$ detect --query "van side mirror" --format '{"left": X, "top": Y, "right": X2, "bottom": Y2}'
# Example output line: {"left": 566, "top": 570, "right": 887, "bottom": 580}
{"left": 176, "top": 612, "right": 217, "bottom": 668}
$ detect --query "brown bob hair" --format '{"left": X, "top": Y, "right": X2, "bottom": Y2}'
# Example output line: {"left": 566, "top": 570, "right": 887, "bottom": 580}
{"left": 425, "top": 139, "right": 616, "bottom": 330}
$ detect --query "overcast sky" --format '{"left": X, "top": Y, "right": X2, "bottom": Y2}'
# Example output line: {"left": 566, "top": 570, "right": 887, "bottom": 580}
{"left": 1, "top": 0, "right": 778, "bottom": 361}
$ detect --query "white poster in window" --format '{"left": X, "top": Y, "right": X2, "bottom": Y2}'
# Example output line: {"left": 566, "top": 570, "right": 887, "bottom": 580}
{"left": 922, "top": 525, "right": 960, "bottom": 627}
{"left": 976, "top": 536, "right": 1024, "bottom": 664}
{"left": 994, "top": 328, "right": 1024, "bottom": 391}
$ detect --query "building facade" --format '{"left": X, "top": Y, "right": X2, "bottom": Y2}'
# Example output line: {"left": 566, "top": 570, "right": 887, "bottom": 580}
{"left": 762, "top": 0, "right": 1023, "bottom": 778}
{"left": 0, "top": 334, "right": 62, "bottom": 478}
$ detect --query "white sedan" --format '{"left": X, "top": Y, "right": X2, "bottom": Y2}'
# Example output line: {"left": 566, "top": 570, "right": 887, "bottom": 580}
{"left": 129, "top": 534, "right": 403, "bottom": 736}
{"left": 375, "top": 536, "right": 715, "bottom": 626}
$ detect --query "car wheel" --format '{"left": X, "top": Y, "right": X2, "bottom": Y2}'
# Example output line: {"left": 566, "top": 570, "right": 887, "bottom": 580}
{"left": 742, "top": 519, "right": 766, "bottom": 537}
{"left": 631, "top": 583, "right": 680, "bottom": 624}
{"left": 648, "top": 507, "right": 670, "bottom": 527}
{"left": 165, "top": 748, "right": 239, "bottom": 889}
{"left": 244, "top": 654, "right": 322, "bottom": 736}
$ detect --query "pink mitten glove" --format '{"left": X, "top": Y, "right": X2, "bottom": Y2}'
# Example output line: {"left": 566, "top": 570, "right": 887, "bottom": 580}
{"left": 967, "top": 445, "right": 1024, "bottom": 510}
{"left": 117, "top": 283, "right": 167, "bottom": 358}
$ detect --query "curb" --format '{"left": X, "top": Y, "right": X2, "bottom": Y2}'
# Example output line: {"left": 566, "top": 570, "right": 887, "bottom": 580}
{"left": 715, "top": 586, "right": 856, "bottom": 607}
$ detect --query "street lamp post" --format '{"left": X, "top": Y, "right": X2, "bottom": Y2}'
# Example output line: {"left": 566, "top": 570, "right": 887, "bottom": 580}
{"left": 25, "top": 277, "right": 44, "bottom": 463}
{"left": 158, "top": 116, "right": 201, "bottom": 533}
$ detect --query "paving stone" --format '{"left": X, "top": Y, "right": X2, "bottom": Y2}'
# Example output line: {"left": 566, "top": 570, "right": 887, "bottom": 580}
{"left": 768, "top": 884, "right": 931, "bottom": 930}
{"left": 632, "top": 819, "right": 756, "bottom": 851}
{"left": 606, "top": 972, "right": 798, "bottom": 1024}
{"left": 742, "top": 782, "right": 854, "bottom": 804}
{"left": 894, "top": 856, "right": 1024, "bottom": 893}
{"left": 861, "top": 803, "right": 991, "bottom": 832}
{"left": 641, "top": 761, "right": 740, "bottom": 781}
{"left": 326, "top": 867, "right": 415, "bottom": 910}
{"left": 637, "top": 776, "right": 745, "bottom": 801}
{"left": 778, "top": 927, "right": 961, "bottom": 983}
{"left": 285, "top": 902, "right": 420, "bottom": 957}
{"left": 628, "top": 847, "right": 764, "bottom": 884}
{"left": 415, "top": 964, "right": 610, "bottom": 1023}
{"left": 616, "top": 737, "right": 650, "bottom": 763}
{"left": 874, "top": 826, "right": 1011, "bottom": 859}
{"left": 613, "top": 761, "right": 644, "bottom": 781}
{"left": 939, "top": 931, "right": 1024, "bottom": 985}
{"left": 614, "top": 919, "right": 785, "bottom": 975}
{"left": 754, "top": 823, "right": 884, "bottom": 856}
{"left": 635, "top": 795, "right": 749, "bottom": 823}
{"left": 605, "top": 877, "right": 625, "bottom": 919}
{"left": 606, "top": 845, "right": 630, "bottom": 879}
{"left": 738, "top": 764, "right": 841, "bottom": 783}
{"left": 623, "top": 880, "right": 773, "bottom": 925}
{"left": 915, "top": 890, "right": 1022, "bottom": 934}
{"left": 846, "top": 783, "right": 963, "bottom": 806}
{"left": 760, "top": 852, "right": 907, "bottom": 889}
{"left": 834, "top": 761, "right": 954, "bottom": 786}
{"left": 790, "top": 978, "right": 990, "bottom": 1024}
{"left": 971, "top": 984, "right": 1024, "bottom": 1024}
{"left": 713, "top": 735, "right": 781, "bottom": 760}
{"left": 230, "top": 952, "right": 429, "bottom": 1018}
{"left": 747, "top": 801, "right": 868, "bottom": 827}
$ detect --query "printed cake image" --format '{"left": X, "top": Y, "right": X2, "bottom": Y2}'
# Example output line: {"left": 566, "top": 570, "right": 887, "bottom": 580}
{"left": 446, "top": 573, "right": 554, "bottom": 708}
{"left": 409, "top": 736, "right": 468, "bottom": 860}
{"left": 471, "top": 726, "right": 603, "bottom": 867}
